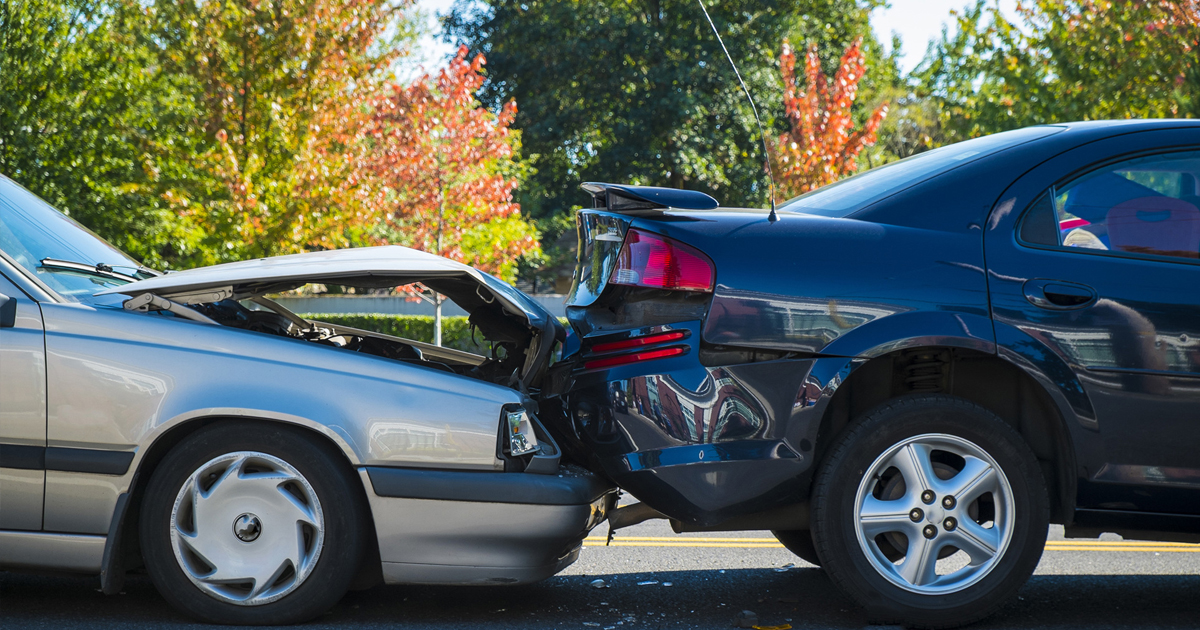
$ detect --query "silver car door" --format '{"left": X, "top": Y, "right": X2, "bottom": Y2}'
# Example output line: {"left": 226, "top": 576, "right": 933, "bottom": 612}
{"left": 0, "top": 272, "right": 47, "bottom": 531}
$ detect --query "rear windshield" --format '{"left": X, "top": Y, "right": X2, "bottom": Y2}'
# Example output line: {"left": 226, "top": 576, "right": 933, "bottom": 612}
{"left": 777, "top": 126, "right": 1064, "bottom": 217}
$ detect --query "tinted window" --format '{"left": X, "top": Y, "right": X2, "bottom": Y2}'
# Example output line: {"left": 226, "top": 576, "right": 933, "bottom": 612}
{"left": 0, "top": 175, "right": 142, "bottom": 302}
{"left": 1042, "top": 150, "right": 1200, "bottom": 261}
{"left": 777, "top": 126, "right": 1064, "bottom": 217}
{"left": 1019, "top": 192, "right": 1058, "bottom": 246}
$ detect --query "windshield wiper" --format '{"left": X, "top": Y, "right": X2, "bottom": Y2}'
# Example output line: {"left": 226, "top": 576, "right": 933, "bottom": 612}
{"left": 40, "top": 258, "right": 145, "bottom": 283}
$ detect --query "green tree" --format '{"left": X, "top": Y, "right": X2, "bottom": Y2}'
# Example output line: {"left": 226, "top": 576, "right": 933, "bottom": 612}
{"left": 144, "top": 0, "right": 415, "bottom": 263}
{"left": 917, "top": 0, "right": 1200, "bottom": 143}
{"left": 0, "top": 0, "right": 207, "bottom": 268}
{"left": 446, "top": 0, "right": 893, "bottom": 283}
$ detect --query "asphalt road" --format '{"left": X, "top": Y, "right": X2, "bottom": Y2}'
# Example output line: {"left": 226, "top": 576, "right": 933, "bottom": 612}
{"left": 2, "top": 521, "right": 1197, "bottom": 630}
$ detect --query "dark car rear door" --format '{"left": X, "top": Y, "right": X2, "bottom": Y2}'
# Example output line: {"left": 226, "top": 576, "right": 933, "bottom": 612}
{"left": 985, "top": 128, "right": 1200, "bottom": 516}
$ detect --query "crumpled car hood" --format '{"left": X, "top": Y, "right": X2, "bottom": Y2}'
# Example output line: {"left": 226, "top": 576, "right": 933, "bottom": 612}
{"left": 96, "top": 245, "right": 553, "bottom": 329}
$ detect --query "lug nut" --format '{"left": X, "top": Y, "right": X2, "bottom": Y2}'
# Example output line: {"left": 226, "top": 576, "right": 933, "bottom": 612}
{"left": 942, "top": 495, "right": 956, "bottom": 510}
{"left": 944, "top": 517, "right": 958, "bottom": 532}
{"left": 909, "top": 508, "right": 924, "bottom": 522}
{"left": 921, "top": 490, "right": 936, "bottom": 505}
{"left": 923, "top": 525, "right": 937, "bottom": 539}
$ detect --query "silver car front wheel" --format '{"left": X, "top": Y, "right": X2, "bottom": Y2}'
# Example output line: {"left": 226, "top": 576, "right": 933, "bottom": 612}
{"left": 142, "top": 422, "right": 366, "bottom": 625}
{"left": 169, "top": 451, "right": 325, "bottom": 605}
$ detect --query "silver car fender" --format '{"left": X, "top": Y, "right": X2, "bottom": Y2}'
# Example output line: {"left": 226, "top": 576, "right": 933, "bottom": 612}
{"left": 41, "top": 301, "right": 520, "bottom": 535}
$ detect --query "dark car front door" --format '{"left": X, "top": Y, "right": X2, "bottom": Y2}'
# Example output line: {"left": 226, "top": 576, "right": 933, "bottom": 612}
{"left": 985, "top": 129, "right": 1200, "bottom": 516}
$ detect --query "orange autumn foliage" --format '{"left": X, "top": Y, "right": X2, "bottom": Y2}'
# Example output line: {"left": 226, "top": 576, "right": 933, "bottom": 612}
{"left": 773, "top": 38, "right": 888, "bottom": 197}
{"left": 352, "top": 45, "right": 536, "bottom": 277}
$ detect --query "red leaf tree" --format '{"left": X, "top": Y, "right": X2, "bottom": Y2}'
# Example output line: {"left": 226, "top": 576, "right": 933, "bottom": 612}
{"left": 341, "top": 45, "right": 539, "bottom": 343}
{"left": 358, "top": 45, "right": 534, "bottom": 274}
{"left": 773, "top": 38, "right": 888, "bottom": 197}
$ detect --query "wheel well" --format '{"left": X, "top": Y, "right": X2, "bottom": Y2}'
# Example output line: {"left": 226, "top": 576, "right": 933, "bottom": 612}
{"left": 116, "top": 417, "right": 381, "bottom": 587}
{"left": 816, "top": 347, "right": 1076, "bottom": 524}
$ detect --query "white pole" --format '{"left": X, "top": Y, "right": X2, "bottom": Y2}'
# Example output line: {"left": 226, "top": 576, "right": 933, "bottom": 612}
{"left": 434, "top": 294, "right": 443, "bottom": 346}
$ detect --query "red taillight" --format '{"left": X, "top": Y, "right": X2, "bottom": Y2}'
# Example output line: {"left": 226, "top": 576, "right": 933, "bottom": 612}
{"left": 591, "top": 330, "right": 687, "bottom": 354}
{"left": 609, "top": 229, "right": 714, "bottom": 292}
{"left": 584, "top": 346, "right": 686, "bottom": 370}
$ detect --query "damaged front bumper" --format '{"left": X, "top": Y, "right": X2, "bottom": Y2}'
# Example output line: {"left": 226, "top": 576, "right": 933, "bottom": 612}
{"left": 359, "top": 465, "right": 616, "bottom": 585}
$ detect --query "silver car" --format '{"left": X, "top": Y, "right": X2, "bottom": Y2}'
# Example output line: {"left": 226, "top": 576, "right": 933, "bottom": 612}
{"left": 0, "top": 175, "right": 615, "bottom": 624}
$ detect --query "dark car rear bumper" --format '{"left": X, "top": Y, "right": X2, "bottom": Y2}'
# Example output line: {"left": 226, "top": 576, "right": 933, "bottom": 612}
{"left": 559, "top": 320, "right": 851, "bottom": 526}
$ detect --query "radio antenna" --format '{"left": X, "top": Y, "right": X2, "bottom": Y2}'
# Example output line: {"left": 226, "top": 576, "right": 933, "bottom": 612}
{"left": 696, "top": 0, "right": 778, "bottom": 222}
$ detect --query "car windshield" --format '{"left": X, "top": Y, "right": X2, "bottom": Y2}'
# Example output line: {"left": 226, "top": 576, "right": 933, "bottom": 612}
{"left": 777, "top": 126, "right": 1065, "bottom": 217}
{"left": 0, "top": 175, "right": 147, "bottom": 304}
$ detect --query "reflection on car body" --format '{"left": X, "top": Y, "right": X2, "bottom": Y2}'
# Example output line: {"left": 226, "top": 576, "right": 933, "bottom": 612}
{"left": 552, "top": 120, "right": 1200, "bottom": 628}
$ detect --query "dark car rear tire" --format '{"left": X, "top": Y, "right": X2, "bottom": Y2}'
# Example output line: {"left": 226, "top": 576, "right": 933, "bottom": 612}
{"left": 140, "top": 421, "right": 367, "bottom": 625}
{"left": 810, "top": 394, "right": 1048, "bottom": 629}
{"left": 771, "top": 529, "right": 821, "bottom": 566}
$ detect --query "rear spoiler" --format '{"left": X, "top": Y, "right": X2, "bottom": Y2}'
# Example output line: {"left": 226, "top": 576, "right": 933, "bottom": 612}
{"left": 581, "top": 182, "right": 719, "bottom": 211}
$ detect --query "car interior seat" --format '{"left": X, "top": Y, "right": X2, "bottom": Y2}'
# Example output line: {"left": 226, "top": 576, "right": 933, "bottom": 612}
{"left": 1105, "top": 196, "right": 1200, "bottom": 259}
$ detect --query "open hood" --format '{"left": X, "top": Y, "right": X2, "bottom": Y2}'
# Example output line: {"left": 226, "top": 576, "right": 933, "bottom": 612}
{"left": 97, "top": 245, "right": 554, "bottom": 331}
{"left": 98, "top": 246, "right": 562, "bottom": 392}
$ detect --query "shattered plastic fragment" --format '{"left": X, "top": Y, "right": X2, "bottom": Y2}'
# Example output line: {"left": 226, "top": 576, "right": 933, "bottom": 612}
{"left": 637, "top": 580, "right": 659, "bottom": 585}
{"left": 590, "top": 579, "right": 610, "bottom": 589}
{"left": 662, "top": 582, "right": 673, "bottom": 587}
{"left": 734, "top": 610, "right": 759, "bottom": 628}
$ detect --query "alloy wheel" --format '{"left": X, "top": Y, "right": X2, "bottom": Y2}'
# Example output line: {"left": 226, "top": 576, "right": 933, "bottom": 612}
{"left": 853, "top": 432, "right": 1015, "bottom": 595}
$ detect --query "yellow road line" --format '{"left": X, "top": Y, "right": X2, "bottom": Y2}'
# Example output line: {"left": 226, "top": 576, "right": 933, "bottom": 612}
{"left": 1044, "top": 540, "right": 1197, "bottom": 547}
{"left": 588, "top": 540, "right": 792, "bottom": 544}
{"left": 582, "top": 537, "right": 1200, "bottom": 552}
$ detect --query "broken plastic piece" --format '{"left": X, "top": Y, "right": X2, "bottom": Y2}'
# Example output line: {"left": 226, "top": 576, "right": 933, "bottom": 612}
{"left": 590, "top": 578, "right": 609, "bottom": 589}
{"left": 734, "top": 610, "right": 759, "bottom": 628}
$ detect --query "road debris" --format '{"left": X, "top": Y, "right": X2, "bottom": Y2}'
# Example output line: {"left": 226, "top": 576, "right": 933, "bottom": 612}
{"left": 752, "top": 625, "right": 792, "bottom": 630}
{"left": 734, "top": 610, "right": 759, "bottom": 628}
{"left": 590, "top": 579, "right": 610, "bottom": 589}
{"left": 637, "top": 580, "right": 659, "bottom": 586}
{"left": 772, "top": 563, "right": 796, "bottom": 573}
{"left": 662, "top": 581, "right": 673, "bottom": 587}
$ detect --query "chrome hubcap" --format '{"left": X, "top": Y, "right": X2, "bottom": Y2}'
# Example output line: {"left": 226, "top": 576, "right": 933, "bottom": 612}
{"left": 169, "top": 452, "right": 324, "bottom": 605}
{"left": 853, "top": 433, "right": 1014, "bottom": 595}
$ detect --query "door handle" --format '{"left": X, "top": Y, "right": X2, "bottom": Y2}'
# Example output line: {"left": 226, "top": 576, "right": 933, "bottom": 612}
{"left": 0, "top": 293, "right": 16, "bottom": 328}
{"left": 1022, "top": 279, "right": 1096, "bottom": 310}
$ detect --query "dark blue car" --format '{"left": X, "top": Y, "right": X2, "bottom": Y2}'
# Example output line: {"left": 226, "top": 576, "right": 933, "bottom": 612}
{"left": 552, "top": 120, "right": 1200, "bottom": 628}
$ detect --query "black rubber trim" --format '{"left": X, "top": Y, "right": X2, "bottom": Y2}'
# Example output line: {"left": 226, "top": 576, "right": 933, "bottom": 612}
{"left": 101, "top": 490, "right": 133, "bottom": 595}
{"left": 0, "top": 444, "right": 45, "bottom": 470}
{"left": 365, "top": 466, "right": 615, "bottom": 506}
{"left": 1074, "top": 507, "right": 1200, "bottom": 534}
{"left": 45, "top": 447, "right": 134, "bottom": 475}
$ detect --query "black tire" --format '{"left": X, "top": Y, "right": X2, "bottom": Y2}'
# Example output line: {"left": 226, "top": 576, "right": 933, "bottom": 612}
{"left": 810, "top": 395, "right": 1048, "bottom": 629}
{"left": 771, "top": 529, "right": 821, "bottom": 566}
{"left": 140, "top": 421, "right": 368, "bottom": 625}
